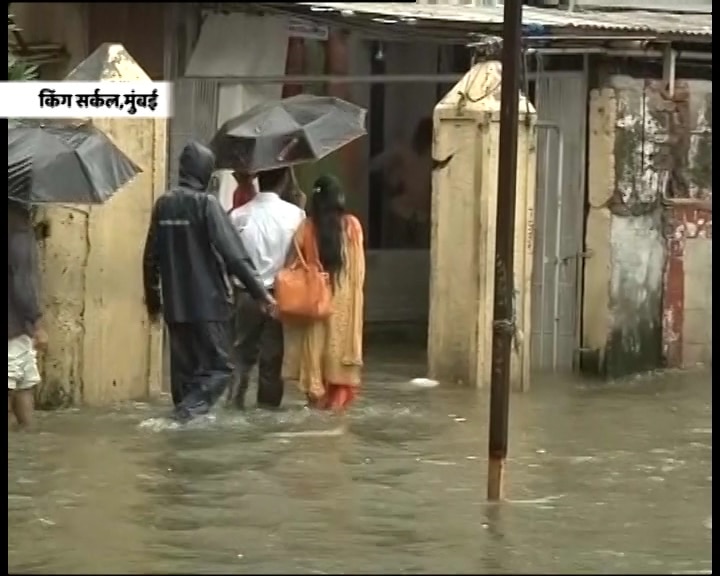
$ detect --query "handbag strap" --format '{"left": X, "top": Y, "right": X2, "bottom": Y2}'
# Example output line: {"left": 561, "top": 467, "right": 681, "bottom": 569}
{"left": 292, "top": 235, "right": 309, "bottom": 270}
{"left": 294, "top": 220, "right": 324, "bottom": 272}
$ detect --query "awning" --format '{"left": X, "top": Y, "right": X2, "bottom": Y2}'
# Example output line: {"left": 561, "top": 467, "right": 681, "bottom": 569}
{"left": 242, "top": 2, "right": 712, "bottom": 43}
{"left": 184, "top": 12, "right": 288, "bottom": 126}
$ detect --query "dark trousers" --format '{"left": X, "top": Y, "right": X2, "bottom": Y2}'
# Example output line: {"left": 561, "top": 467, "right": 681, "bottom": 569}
{"left": 228, "top": 291, "right": 284, "bottom": 409}
{"left": 167, "top": 321, "right": 233, "bottom": 419}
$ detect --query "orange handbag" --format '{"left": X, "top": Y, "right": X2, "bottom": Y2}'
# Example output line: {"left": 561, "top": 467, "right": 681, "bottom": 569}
{"left": 275, "top": 234, "right": 333, "bottom": 320}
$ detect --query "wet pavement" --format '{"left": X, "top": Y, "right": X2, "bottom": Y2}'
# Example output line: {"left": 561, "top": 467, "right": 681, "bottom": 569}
{"left": 8, "top": 347, "right": 712, "bottom": 574}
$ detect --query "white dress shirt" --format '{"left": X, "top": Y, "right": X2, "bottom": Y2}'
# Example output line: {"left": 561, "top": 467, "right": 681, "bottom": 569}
{"left": 229, "top": 191, "right": 305, "bottom": 289}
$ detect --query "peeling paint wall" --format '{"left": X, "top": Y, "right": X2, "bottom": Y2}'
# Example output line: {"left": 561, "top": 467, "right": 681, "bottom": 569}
{"left": 606, "top": 76, "right": 666, "bottom": 377}
{"left": 612, "top": 78, "right": 664, "bottom": 208}
{"left": 662, "top": 203, "right": 712, "bottom": 368}
{"left": 659, "top": 80, "right": 712, "bottom": 368}
{"left": 584, "top": 71, "right": 712, "bottom": 377}
{"left": 606, "top": 214, "right": 665, "bottom": 377}
{"left": 665, "top": 82, "right": 713, "bottom": 201}
{"left": 584, "top": 84, "right": 665, "bottom": 377}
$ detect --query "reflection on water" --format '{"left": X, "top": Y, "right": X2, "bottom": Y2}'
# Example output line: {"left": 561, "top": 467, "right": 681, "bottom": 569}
{"left": 8, "top": 349, "right": 712, "bottom": 574}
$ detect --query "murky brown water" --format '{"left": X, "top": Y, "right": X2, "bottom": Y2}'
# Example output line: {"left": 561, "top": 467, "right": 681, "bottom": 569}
{"left": 8, "top": 347, "right": 712, "bottom": 574}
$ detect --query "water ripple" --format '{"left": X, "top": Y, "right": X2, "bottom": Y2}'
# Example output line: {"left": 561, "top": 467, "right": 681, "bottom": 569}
{"left": 8, "top": 356, "right": 712, "bottom": 574}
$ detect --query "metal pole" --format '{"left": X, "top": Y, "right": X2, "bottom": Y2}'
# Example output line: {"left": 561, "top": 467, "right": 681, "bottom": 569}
{"left": 487, "top": 0, "right": 523, "bottom": 502}
{"left": 662, "top": 45, "right": 677, "bottom": 97}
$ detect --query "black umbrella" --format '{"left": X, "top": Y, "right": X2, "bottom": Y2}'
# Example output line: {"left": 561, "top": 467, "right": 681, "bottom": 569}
{"left": 7, "top": 119, "right": 142, "bottom": 205}
{"left": 210, "top": 94, "right": 367, "bottom": 173}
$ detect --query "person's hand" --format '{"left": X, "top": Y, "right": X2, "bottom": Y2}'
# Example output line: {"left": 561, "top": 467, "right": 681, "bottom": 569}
{"left": 145, "top": 295, "right": 162, "bottom": 325}
{"left": 33, "top": 326, "right": 48, "bottom": 350}
{"left": 263, "top": 295, "right": 278, "bottom": 318}
{"left": 146, "top": 304, "right": 162, "bottom": 325}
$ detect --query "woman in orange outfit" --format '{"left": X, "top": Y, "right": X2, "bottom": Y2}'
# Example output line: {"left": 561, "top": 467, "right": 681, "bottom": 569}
{"left": 281, "top": 175, "right": 365, "bottom": 411}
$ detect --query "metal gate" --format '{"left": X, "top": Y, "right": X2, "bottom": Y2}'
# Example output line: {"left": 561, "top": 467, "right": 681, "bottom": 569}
{"left": 531, "top": 71, "right": 588, "bottom": 371}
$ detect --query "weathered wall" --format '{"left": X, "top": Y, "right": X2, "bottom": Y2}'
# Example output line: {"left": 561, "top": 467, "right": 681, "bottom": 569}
{"left": 660, "top": 79, "right": 712, "bottom": 368}
{"left": 39, "top": 116, "right": 166, "bottom": 407}
{"left": 584, "top": 84, "right": 665, "bottom": 377}
{"left": 605, "top": 214, "right": 665, "bottom": 376}
{"left": 583, "top": 71, "right": 712, "bottom": 376}
{"left": 682, "top": 236, "right": 712, "bottom": 366}
{"left": 38, "top": 116, "right": 166, "bottom": 408}
{"left": 663, "top": 203, "right": 712, "bottom": 367}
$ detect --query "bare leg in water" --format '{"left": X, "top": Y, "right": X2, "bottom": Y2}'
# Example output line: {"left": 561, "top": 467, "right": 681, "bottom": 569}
{"left": 8, "top": 335, "right": 42, "bottom": 429}
{"left": 8, "top": 389, "right": 35, "bottom": 428}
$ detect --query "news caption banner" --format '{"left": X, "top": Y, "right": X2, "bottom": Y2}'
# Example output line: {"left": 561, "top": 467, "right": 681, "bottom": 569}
{"left": 0, "top": 81, "right": 173, "bottom": 119}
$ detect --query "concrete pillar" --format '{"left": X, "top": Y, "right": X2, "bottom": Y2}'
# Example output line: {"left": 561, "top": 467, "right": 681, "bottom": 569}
{"left": 582, "top": 88, "right": 615, "bottom": 374}
{"left": 36, "top": 44, "right": 165, "bottom": 407}
{"left": 428, "top": 61, "right": 536, "bottom": 391}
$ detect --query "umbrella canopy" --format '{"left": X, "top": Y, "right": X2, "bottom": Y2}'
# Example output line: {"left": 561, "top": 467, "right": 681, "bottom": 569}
{"left": 7, "top": 119, "right": 142, "bottom": 205}
{"left": 210, "top": 94, "right": 367, "bottom": 173}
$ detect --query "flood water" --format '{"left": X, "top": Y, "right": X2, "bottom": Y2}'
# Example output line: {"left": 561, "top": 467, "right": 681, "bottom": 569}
{"left": 8, "top": 346, "right": 712, "bottom": 574}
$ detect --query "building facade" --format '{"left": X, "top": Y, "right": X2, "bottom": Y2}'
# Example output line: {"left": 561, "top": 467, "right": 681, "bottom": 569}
{"left": 12, "top": 2, "right": 712, "bottom": 400}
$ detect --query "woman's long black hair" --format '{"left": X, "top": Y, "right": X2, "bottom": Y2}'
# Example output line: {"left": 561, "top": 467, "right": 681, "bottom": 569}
{"left": 310, "top": 174, "right": 346, "bottom": 286}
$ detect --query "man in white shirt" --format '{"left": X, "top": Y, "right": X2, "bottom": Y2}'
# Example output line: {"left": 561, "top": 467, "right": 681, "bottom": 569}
{"left": 227, "top": 167, "right": 305, "bottom": 410}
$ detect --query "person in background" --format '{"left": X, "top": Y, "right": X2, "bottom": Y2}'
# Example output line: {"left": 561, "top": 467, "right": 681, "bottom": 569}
{"left": 207, "top": 169, "right": 259, "bottom": 212}
{"left": 228, "top": 166, "right": 304, "bottom": 212}
{"left": 230, "top": 170, "right": 258, "bottom": 212}
{"left": 281, "top": 175, "right": 365, "bottom": 411}
{"left": 370, "top": 117, "right": 434, "bottom": 249}
{"left": 143, "top": 141, "right": 275, "bottom": 422}
{"left": 227, "top": 167, "right": 305, "bottom": 410}
{"left": 8, "top": 200, "right": 47, "bottom": 428}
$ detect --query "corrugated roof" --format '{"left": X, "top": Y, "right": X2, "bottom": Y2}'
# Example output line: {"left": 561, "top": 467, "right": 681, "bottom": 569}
{"left": 292, "top": 2, "right": 712, "bottom": 39}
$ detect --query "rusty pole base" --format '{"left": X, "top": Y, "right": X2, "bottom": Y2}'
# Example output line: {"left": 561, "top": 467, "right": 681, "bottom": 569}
{"left": 487, "top": 455, "right": 505, "bottom": 501}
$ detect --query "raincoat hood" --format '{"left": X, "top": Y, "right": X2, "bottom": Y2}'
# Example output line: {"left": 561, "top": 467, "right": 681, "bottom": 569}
{"left": 178, "top": 141, "right": 215, "bottom": 191}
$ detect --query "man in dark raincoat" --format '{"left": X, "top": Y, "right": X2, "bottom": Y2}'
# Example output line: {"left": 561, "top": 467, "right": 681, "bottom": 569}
{"left": 142, "top": 141, "right": 275, "bottom": 421}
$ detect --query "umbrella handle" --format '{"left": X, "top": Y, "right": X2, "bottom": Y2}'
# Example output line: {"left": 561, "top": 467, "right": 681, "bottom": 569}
{"left": 277, "top": 137, "right": 300, "bottom": 163}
